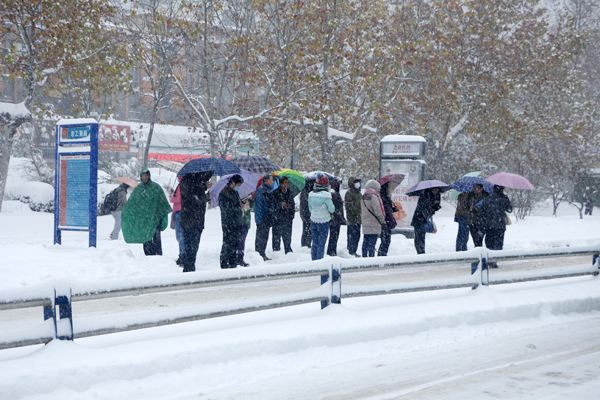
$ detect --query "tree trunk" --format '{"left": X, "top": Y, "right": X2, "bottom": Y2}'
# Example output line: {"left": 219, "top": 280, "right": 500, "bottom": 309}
{"left": 0, "top": 125, "right": 16, "bottom": 213}
{"left": 142, "top": 103, "right": 159, "bottom": 169}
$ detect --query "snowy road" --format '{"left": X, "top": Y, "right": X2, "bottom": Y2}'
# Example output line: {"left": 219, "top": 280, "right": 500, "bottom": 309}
{"left": 1, "top": 276, "right": 599, "bottom": 400}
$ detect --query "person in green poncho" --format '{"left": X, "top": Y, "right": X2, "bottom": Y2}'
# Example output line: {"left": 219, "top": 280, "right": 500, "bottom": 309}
{"left": 122, "top": 168, "right": 172, "bottom": 256}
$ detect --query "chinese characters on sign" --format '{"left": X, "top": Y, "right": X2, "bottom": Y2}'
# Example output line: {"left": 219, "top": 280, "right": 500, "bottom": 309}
{"left": 61, "top": 125, "right": 91, "bottom": 141}
{"left": 99, "top": 124, "right": 131, "bottom": 152}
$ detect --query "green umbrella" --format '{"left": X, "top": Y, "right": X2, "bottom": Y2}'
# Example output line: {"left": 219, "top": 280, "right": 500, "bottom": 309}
{"left": 274, "top": 168, "right": 305, "bottom": 197}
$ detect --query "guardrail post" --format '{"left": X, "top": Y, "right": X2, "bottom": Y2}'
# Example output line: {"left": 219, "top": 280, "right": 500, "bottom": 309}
{"left": 331, "top": 264, "right": 342, "bottom": 304}
{"left": 43, "top": 289, "right": 74, "bottom": 342}
{"left": 320, "top": 270, "right": 331, "bottom": 309}
{"left": 593, "top": 252, "right": 599, "bottom": 275}
{"left": 480, "top": 250, "right": 489, "bottom": 286}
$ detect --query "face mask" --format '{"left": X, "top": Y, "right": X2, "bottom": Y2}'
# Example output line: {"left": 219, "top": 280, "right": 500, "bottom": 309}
{"left": 354, "top": 182, "right": 361, "bottom": 189}
{"left": 234, "top": 185, "right": 241, "bottom": 192}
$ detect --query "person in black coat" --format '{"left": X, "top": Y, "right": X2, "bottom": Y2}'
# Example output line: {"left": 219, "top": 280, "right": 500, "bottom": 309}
{"left": 481, "top": 185, "right": 512, "bottom": 262}
{"left": 410, "top": 188, "right": 441, "bottom": 254}
{"left": 378, "top": 181, "right": 399, "bottom": 256}
{"left": 327, "top": 179, "right": 346, "bottom": 256}
{"left": 272, "top": 177, "right": 295, "bottom": 254}
{"left": 219, "top": 174, "right": 244, "bottom": 269}
{"left": 466, "top": 184, "right": 488, "bottom": 247}
{"left": 180, "top": 171, "right": 212, "bottom": 272}
{"left": 299, "top": 180, "right": 314, "bottom": 248}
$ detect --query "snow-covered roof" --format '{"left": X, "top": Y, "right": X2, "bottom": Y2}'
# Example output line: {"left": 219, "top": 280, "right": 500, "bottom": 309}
{"left": 381, "top": 135, "right": 426, "bottom": 143}
{"left": 0, "top": 101, "right": 30, "bottom": 118}
{"left": 56, "top": 118, "right": 98, "bottom": 126}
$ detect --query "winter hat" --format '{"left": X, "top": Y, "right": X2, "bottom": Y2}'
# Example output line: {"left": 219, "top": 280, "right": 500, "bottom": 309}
{"left": 316, "top": 174, "right": 329, "bottom": 187}
{"left": 229, "top": 174, "right": 244, "bottom": 185}
{"left": 140, "top": 167, "right": 151, "bottom": 178}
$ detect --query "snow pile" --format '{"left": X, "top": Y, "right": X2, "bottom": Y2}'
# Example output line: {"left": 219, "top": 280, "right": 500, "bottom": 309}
{"left": 4, "top": 157, "right": 54, "bottom": 205}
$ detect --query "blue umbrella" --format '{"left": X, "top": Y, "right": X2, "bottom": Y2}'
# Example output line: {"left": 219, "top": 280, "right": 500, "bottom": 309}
{"left": 209, "top": 170, "right": 263, "bottom": 208}
{"left": 450, "top": 176, "right": 494, "bottom": 193}
{"left": 406, "top": 180, "right": 449, "bottom": 196}
{"left": 177, "top": 157, "right": 240, "bottom": 177}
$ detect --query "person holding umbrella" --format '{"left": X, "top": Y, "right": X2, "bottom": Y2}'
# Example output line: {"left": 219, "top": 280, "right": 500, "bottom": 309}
{"left": 122, "top": 168, "right": 172, "bottom": 256}
{"left": 308, "top": 174, "right": 335, "bottom": 260}
{"left": 255, "top": 174, "right": 277, "bottom": 261}
{"left": 344, "top": 177, "right": 362, "bottom": 257}
{"left": 180, "top": 171, "right": 212, "bottom": 272}
{"left": 480, "top": 185, "right": 513, "bottom": 265}
{"left": 272, "top": 176, "right": 295, "bottom": 254}
{"left": 409, "top": 184, "right": 443, "bottom": 254}
{"left": 467, "top": 183, "right": 488, "bottom": 247}
{"left": 219, "top": 174, "right": 245, "bottom": 269}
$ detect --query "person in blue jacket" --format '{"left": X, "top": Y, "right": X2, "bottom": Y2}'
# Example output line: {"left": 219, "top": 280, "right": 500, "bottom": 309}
{"left": 308, "top": 174, "right": 335, "bottom": 261}
{"left": 254, "top": 174, "right": 276, "bottom": 261}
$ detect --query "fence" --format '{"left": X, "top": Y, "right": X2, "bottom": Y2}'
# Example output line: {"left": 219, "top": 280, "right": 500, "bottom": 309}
{"left": 1, "top": 245, "right": 598, "bottom": 350}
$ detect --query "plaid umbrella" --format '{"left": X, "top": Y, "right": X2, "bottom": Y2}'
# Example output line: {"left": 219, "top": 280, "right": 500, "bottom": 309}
{"left": 232, "top": 156, "right": 280, "bottom": 174}
{"left": 177, "top": 157, "right": 240, "bottom": 177}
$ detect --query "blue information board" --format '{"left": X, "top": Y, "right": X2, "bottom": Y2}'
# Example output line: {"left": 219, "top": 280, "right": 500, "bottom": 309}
{"left": 54, "top": 120, "right": 98, "bottom": 247}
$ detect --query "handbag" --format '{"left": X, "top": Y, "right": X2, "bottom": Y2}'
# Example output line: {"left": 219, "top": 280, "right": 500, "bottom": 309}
{"left": 422, "top": 218, "right": 437, "bottom": 233}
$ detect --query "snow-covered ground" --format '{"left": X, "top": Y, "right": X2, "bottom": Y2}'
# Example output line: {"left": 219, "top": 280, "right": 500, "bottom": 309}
{"left": 1, "top": 195, "right": 599, "bottom": 399}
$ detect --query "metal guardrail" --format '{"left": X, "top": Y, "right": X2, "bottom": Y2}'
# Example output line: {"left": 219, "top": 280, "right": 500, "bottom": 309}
{"left": 0, "top": 245, "right": 598, "bottom": 350}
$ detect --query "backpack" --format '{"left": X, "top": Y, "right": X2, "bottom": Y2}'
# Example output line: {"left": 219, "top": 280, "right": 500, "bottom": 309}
{"left": 101, "top": 188, "right": 121, "bottom": 214}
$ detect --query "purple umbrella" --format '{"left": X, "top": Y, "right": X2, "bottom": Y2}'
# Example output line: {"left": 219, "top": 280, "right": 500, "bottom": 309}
{"left": 406, "top": 180, "right": 449, "bottom": 196}
{"left": 486, "top": 172, "right": 534, "bottom": 190}
{"left": 209, "top": 170, "right": 263, "bottom": 208}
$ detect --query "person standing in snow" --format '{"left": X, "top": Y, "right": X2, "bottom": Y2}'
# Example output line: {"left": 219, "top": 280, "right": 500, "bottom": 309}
{"left": 410, "top": 188, "right": 442, "bottom": 254}
{"left": 308, "top": 174, "right": 335, "bottom": 261}
{"left": 180, "top": 171, "right": 212, "bottom": 272}
{"left": 255, "top": 174, "right": 276, "bottom": 261}
{"left": 237, "top": 195, "right": 253, "bottom": 267}
{"left": 300, "top": 180, "right": 314, "bottom": 248}
{"left": 361, "top": 180, "right": 385, "bottom": 258}
{"left": 272, "top": 176, "right": 295, "bottom": 254}
{"left": 327, "top": 179, "right": 346, "bottom": 256}
{"left": 584, "top": 195, "right": 594, "bottom": 216}
{"left": 219, "top": 174, "right": 244, "bottom": 269}
{"left": 467, "top": 183, "right": 487, "bottom": 247}
{"left": 109, "top": 183, "right": 129, "bottom": 240}
{"left": 344, "top": 177, "right": 362, "bottom": 257}
{"left": 122, "top": 168, "right": 172, "bottom": 256}
{"left": 378, "top": 179, "right": 401, "bottom": 256}
{"left": 480, "top": 185, "right": 512, "bottom": 267}
{"left": 170, "top": 178, "right": 185, "bottom": 266}
{"left": 454, "top": 191, "right": 470, "bottom": 251}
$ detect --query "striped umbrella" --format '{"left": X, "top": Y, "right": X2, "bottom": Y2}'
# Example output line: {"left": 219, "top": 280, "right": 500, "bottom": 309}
{"left": 232, "top": 156, "right": 280, "bottom": 174}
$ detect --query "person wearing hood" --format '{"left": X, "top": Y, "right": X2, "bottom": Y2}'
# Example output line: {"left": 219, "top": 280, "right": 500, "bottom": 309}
{"left": 410, "top": 188, "right": 442, "bottom": 254}
{"left": 378, "top": 179, "right": 401, "bottom": 256}
{"left": 122, "top": 168, "right": 172, "bottom": 256}
{"left": 480, "top": 185, "right": 513, "bottom": 266}
{"left": 308, "top": 174, "right": 335, "bottom": 260}
{"left": 272, "top": 176, "right": 295, "bottom": 254}
{"left": 361, "top": 180, "right": 385, "bottom": 257}
{"left": 327, "top": 179, "right": 346, "bottom": 256}
{"left": 344, "top": 177, "right": 362, "bottom": 257}
{"left": 180, "top": 171, "right": 212, "bottom": 272}
{"left": 219, "top": 174, "right": 244, "bottom": 269}
{"left": 299, "top": 180, "right": 314, "bottom": 248}
{"left": 255, "top": 174, "right": 276, "bottom": 261}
